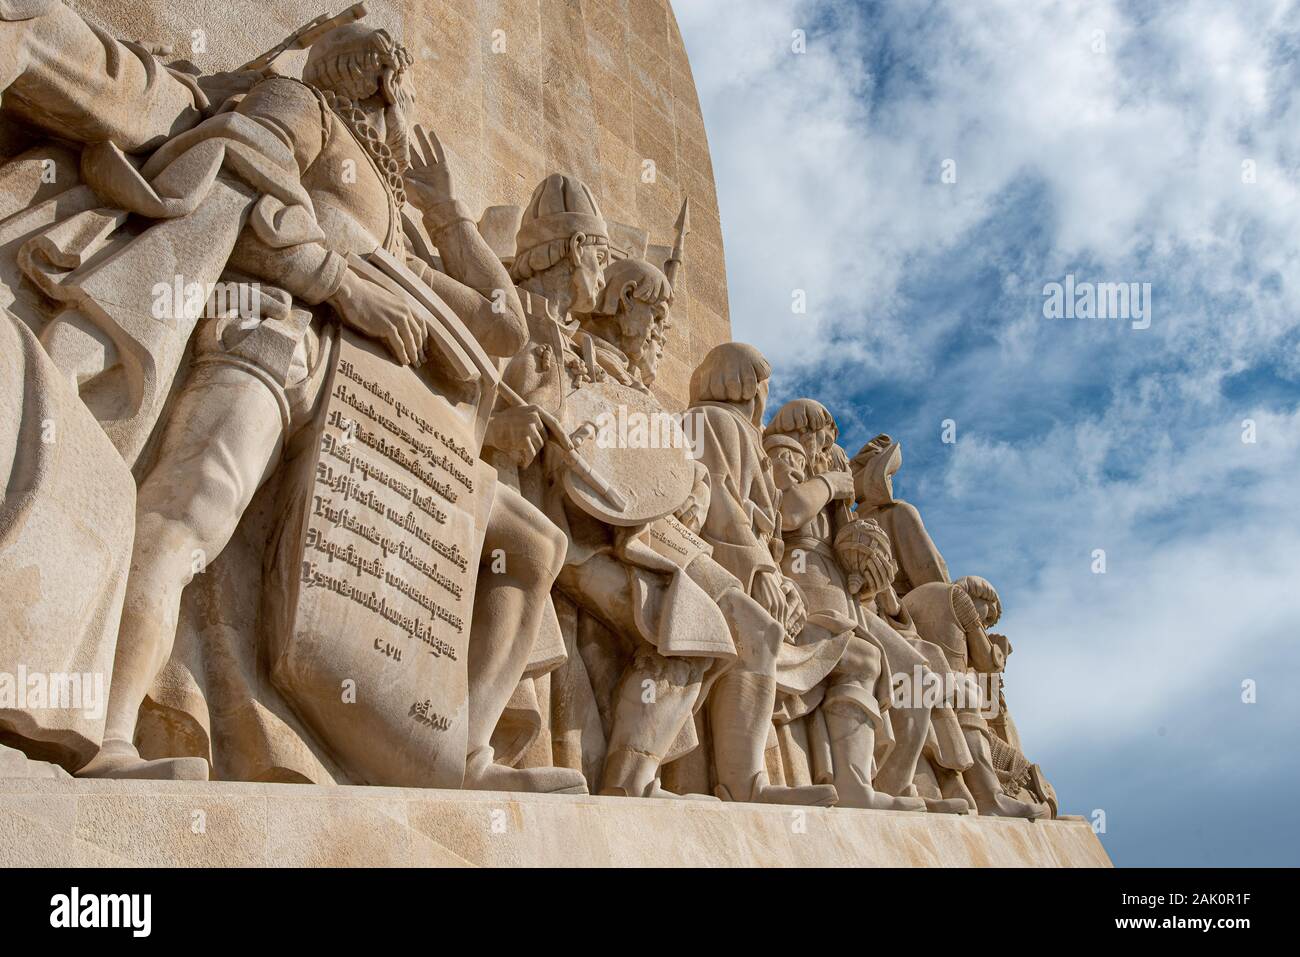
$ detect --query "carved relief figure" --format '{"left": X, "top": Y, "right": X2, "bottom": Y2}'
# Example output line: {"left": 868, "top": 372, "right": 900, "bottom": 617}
{"left": 850, "top": 433, "right": 949, "bottom": 597}
{"left": 838, "top": 519, "right": 976, "bottom": 814}
{"left": 76, "top": 23, "right": 573, "bottom": 793}
{"left": 932, "top": 576, "right": 1057, "bottom": 815}
{"left": 760, "top": 417, "right": 927, "bottom": 812}
{"left": 502, "top": 243, "right": 831, "bottom": 803}
{"left": 683, "top": 343, "right": 840, "bottom": 804}
{"left": 903, "top": 575, "right": 1051, "bottom": 818}
{"left": 0, "top": 0, "right": 265, "bottom": 778}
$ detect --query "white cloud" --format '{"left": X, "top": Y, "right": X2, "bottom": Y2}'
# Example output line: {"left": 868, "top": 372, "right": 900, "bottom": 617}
{"left": 679, "top": 0, "right": 1300, "bottom": 377}
{"left": 961, "top": 406, "right": 1300, "bottom": 753}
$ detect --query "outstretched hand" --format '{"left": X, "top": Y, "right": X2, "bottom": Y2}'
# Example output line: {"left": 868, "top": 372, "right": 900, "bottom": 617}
{"left": 403, "top": 123, "right": 455, "bottom": 211}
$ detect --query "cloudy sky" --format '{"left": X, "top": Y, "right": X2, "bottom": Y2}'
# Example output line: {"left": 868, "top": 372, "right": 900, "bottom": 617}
{"left": 676, "top": 0, "right": 1300, "bottom": 866}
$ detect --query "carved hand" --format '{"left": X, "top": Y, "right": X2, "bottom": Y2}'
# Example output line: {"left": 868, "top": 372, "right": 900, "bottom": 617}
{"left": 195, "top": 70, "right": 262, "bottom": 109}
{"left": 779, "top": 576, "right": 807, "bottom": 638}
{"left": 330, "top": 271, "right": 428, "bottom": 366}
{"left": 854, "top": 556, "right": 893, "bottom": 601}
{"left": 967, "top": 626, "right": 1005, "bottom": 676}
{"left": 821, "top": 469, "right": 855, "bottom": 501}
{"left": 403, "top": 124, "right": 455, "bottom": 211}
{"left": 751, "top": 569, "right": 788, "bottom": 626}
{"left": 484, "top": 404, "right": 547, "bottom": 467}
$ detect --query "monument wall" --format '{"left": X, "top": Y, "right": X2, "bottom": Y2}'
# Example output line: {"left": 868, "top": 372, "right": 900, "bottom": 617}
{"left": 61, "top": 0, "right": 732, "bottom": 409}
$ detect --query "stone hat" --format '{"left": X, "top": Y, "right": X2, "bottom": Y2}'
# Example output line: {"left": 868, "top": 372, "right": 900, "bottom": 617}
{"left": 514, "top": 174, "right": 608, "bottom": 259}
{"left": 303, "top": 22, "right": 411, "bottom": 98}
{"left": 762, "top": 433, "right": 806, "bottom": 458}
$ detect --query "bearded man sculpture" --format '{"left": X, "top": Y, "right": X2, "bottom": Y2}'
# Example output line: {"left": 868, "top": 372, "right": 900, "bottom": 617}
{"left": 78, "top": 23, "right": 579, "bottom": 795}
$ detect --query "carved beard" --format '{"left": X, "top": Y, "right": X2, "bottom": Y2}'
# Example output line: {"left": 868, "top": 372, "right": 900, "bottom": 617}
{"left": 638, "top": 329, "right": 666, "bottom": 385}
{"left": 804, "top": 433, "right": 837, "bottom": 477}
{"left": 384, "top": 101, "right": 412, "bottom": 172}
{"left": 619, "top": 310, "right": 656, "bottom": 371}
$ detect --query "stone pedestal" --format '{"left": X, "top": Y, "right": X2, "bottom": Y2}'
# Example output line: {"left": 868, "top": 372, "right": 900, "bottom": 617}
{"left": 0, "top": 778, "right": 1111, "bottom": 867}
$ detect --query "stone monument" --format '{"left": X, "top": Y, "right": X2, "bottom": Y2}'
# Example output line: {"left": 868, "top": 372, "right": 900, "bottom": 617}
{"left": 0, "top": 0, "right": 1107, "bottom": 867}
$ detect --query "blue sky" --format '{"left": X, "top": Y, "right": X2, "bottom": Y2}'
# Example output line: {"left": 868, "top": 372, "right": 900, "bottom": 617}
{"left": 677, "top": 0, "right": 1300, "bottom": 866}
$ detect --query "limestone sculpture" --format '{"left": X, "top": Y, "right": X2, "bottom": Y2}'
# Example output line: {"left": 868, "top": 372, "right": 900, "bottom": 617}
{"left": 0, "top": 2, "right": 1060, "bottom": 827}
{"left": 762, "top": 401, "right": 934, "bottom": 811}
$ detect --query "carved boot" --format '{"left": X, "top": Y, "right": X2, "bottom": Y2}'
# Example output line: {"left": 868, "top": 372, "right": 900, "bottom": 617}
{"left": 823, "top": 708, "right": 926, "bottom": 811}
{"left": 463, "top": 748, "right": 587, "bottom": 795}
{"left": 871, "top": 698, "right": 930, "bottom": 797}
{"left": 710, "top": 671, "right": 836, "bottom": 806}
{"left": 0, "top": 743, "right": 70, "bottom": 780}
{"left": 78, "top": 568, "right": 203, "bottom": 783}
{"left": 923, "top": 797, "right": 973, "bottom": 814}
{"left": 77, "top": 740, "right": 208, "bottom": 781}
{"left": 963, "top": 729, "right": 1049, "bottom": 820}
{"left": 463, "top": 514, "right": 586, "bottom": 795}
{"left": 912, "top": 753, "right": 973, "bottom": 813}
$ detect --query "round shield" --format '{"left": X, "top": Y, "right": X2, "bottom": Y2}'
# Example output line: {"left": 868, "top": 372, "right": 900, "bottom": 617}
{"left": 560, "top": 377, "right": 696, "bottom": 526}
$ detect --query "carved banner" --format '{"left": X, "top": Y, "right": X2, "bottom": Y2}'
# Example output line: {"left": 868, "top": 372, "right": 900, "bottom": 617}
{"left": 269, "top": 329, "right": 496, "bottom": 788}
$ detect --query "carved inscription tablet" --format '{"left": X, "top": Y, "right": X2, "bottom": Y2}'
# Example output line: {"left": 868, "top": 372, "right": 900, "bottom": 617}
{"left": 270, "top": 329, "right": 496, "bottom": 788}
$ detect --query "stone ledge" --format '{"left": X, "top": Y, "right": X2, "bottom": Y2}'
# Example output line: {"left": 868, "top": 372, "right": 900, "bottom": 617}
{"left": 0, "top": 778, "right": 1112, "bottom": 867}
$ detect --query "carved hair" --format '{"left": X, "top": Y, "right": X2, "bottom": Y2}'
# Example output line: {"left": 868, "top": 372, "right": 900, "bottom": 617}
{"left": 592, "top": 259, "right": 672, "bottom": 316}
{"left": 689, "top": 342, "right": 772, "bottom": 405}
{"left": 765, "top": 398, "right": 840, "bottom": 474}
{"left": 955, "top": 575, "right": 1002, "bottom": 627}
{"left": 509, "top": 234, "right": 608, "bottom": 283}
{"left": 303, "top": 26, "right": 413, "bottom": 101}
{"left": 764, "top": 398, "right": 834, "bottom": 440}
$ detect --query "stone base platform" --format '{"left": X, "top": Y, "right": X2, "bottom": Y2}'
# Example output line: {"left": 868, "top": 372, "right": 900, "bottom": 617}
{"left": 0, "top": 778, "right": 1111, "bottom": 867}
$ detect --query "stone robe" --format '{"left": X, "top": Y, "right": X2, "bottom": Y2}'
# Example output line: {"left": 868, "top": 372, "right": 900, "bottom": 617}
{"left": 0, "top": 306, "right": 134, "bottom": 769}
{"left": 689, "top": 400, "right": 845, "bottom": 697}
